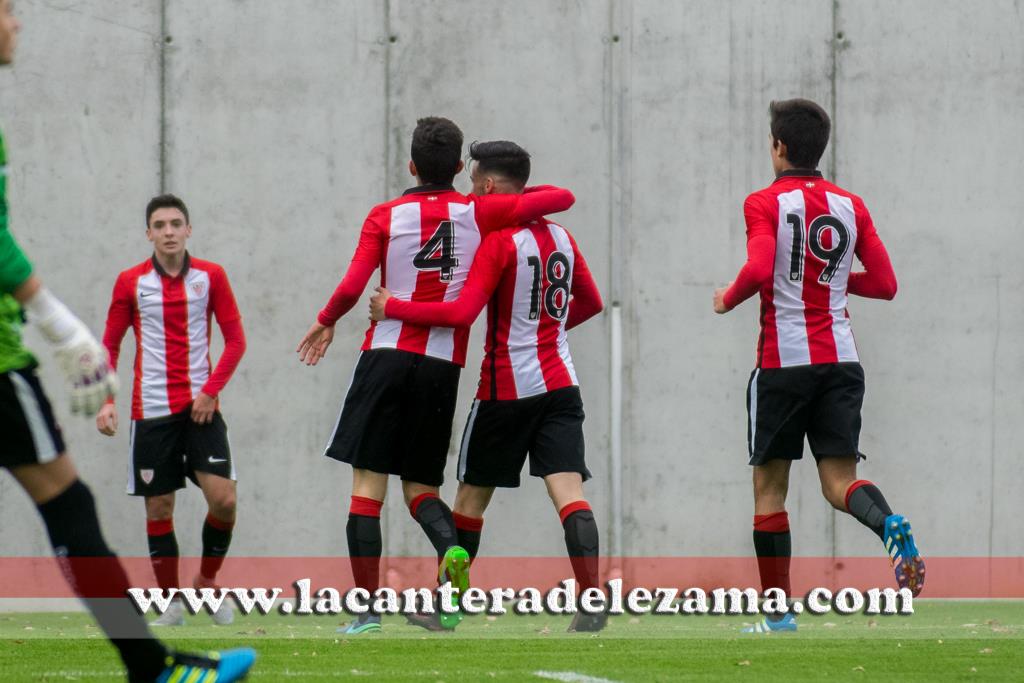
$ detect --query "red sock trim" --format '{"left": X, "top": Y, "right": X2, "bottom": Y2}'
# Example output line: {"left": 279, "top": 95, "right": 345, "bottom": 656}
{"left": 844, "top": 479, "right": 873, "bottom": 512}
{"left": 349, "top": 495, "right": 383, "bottom": 518}
{"left": 146, "top": 518, "right": 174, "bottom": 537}
{"left": 558, "top": 500, "right": 592, "bottom": 525}
{"left": 205, "top": 512, "right": 235, "bottom": 532}
{"left": 753, "top": 511, "right": 790, "bottom": 533}
{"left": 408, "top": 492, "right": 438, "bottom": 518}
{"left": 453, "top": 512, "right": 484, "bottom": 532}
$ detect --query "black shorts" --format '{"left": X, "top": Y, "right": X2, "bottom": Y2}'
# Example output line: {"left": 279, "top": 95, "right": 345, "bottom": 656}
{"left": 128, "top": 409, "right": 234, "bottom": 496}
{"left": 746, "top": 362, "right": 865, "bottom": 466}
{"left": 457, "top": 385, "right": 590, "bottom": 488}
{"left": 0, "top": 366, "right": 66, "bottom": 469}
{"left": 325, "top": 349, "right": 461, "bottom": 487}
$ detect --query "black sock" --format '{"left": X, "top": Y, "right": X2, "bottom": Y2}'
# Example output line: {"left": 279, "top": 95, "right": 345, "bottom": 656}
{"left": 845, "top": 481, "right": 893, "bottom": 539}
{"left": 347, "top": 496, "right": 383, "bottom": 593}
{"left": 453, "top": 512, "right": 483, "bottom": 561}
{"left": 200, "top": 513, "right": 235, "bottom": 582}
{"left": 753, "top": 512, "right": 792, "bottom": 622}
{"left": 38, "top": 479, "right": 167, "bottom": 680}
{"left": 560, "top": 503, "right": 599, "bottom": 591}
{"left": 146, "top": 518, "right": 179, "bottom": 594}
{"left": 409, "top": 493, "right": 457, "bottom": 561}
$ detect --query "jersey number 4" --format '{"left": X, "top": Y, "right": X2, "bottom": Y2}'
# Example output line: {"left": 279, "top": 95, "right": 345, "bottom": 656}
{"left": 527, "top": 252, "right": 571, "bottom": 321}
{"left": 414, "top": 220, "right": 458, "bottom": 282}
{"left": 786, "top": 213, "right": 851, "bottom": 284}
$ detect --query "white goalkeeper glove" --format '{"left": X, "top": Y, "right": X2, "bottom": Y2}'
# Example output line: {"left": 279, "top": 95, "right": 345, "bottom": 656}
{"left": 23, "top": 287, "right": 118, "bottom": 416}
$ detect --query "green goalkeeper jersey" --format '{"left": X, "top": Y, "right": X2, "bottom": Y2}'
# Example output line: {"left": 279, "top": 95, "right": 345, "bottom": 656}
{"left": 0, "top": 126, "right": 37, "bottom": 374}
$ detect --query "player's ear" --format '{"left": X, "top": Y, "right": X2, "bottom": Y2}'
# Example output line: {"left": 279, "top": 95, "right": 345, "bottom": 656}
{"left": 455, "top": 159, "right": 464, "bottom": 175}
{"left": 408, "top": 160, "right": 417, "bottom": 178}
{"left": 485, "top": 177, "right": 496, "bottom": 194}
{"left": 774, "top": 138, "right": 788, "bottom": 160}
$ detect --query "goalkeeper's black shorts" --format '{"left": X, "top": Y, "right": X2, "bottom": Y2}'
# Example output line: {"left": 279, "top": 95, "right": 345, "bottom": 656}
{"left": 0, "top": 365, "right": 67, "bottom": 469}
{"left": 324, "top": 348, "right": 461, "bottom": 487}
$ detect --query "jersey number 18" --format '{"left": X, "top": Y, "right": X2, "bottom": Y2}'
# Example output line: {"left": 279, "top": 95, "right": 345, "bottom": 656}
{"left": 527, "top": 252, "right": 571, "bottom": 321}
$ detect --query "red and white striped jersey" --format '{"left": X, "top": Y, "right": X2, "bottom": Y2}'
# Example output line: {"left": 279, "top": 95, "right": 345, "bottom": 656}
{"left": 725, "top": 171, "right": 896, "bottom": 369}
{"left": 477, "top": 221, "right": 598, "bottom": 399}
{"left": 363, "top": 187, "right": 481, "bottom": 365}
{"left": 385, "top": 219, "right": 603, "bottom": 400}
{"left": 103, "top": 254, "right": 244, "bottom": 420}
{"left": 317, "top": 184, "right": 577, "bottom": 367}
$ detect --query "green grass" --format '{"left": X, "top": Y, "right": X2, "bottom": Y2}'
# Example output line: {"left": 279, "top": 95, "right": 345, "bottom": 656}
{"left": 0, "top": 601, "right": 1021, "bottom": 681}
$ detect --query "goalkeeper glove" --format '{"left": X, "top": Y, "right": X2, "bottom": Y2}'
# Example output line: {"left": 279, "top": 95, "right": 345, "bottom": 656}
{"left": 23, "top": 287, "right": 118, "bottom": 416}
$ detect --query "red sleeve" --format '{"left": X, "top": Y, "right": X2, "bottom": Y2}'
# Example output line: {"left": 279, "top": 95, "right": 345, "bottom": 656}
{"left": 723, "top": 194, "right": 777, "bottom": 310}
{"left": 317, "top": 209, "right": 385, "bottom": 326}
{"left": 102, "top": 273, "right": 134, "bottom": 372}
{"left": 202, "top": 267, "right": 246, "bottom": 397}
{"left": 848, "top": 202, "right": 898, "bottom": 300}
{"left": 472, "top": 186, "right": 576, "bottom": 234}
{"left": 383, "top": 232, "right": 510, "bottom": 327}
{"left": 566, "top": 235, "right": 603, "bottom": 331}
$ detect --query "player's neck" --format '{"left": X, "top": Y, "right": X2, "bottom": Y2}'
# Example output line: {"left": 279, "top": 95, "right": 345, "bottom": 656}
{"left": 153, "top": 250, "right": 187, "bottom": 277}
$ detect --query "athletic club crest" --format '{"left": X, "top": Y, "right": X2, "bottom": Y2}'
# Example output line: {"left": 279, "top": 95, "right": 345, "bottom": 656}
{"left": 191, "top": 281, "right": 206, "bottom": 297}
{"left": 140, "top": 469, "right": 154, "bottom": 484}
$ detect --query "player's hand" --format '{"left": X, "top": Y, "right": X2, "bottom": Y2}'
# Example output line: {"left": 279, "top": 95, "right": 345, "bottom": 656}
{"left": 54, "top": 335, "right": 119, "bottom": 417}
{"left": 190, "top": 392, "right": 217, "bottom": 425}
{"left": 369, "top": 287, "right": 393, "bottom": 322}
{"left": 96, "top": 403, "right": 118, "bottom": 436}
{"left": 713, "top": 283, "right": 733, "bottom": 315}
{"left": 297, "top": 321, "right": 334, "bottom": 366}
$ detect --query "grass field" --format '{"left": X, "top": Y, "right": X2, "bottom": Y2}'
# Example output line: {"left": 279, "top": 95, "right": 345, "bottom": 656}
{"left": 1, "top": 601, "right": 1021, "bottom": 681}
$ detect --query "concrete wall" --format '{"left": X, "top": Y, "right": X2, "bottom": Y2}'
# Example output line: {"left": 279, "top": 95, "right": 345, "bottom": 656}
{"left": 1, "top": 0, "right": 1021, "bottom": 561}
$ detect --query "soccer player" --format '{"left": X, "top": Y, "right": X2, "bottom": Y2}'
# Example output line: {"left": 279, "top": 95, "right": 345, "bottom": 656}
{"left": 713, "top": 98, "right": 924, "bottom": 633}
{"left": 98, "top": 194, "right": 246, "bottom": 627}
{"left": 369, "top": 140, "right": 606, "bottom": 632}
{"left": 0, "top": 2, "right": 254, "bottom": 679}
{"left": 297, "top": 118, "right": 576, "bottom": 634}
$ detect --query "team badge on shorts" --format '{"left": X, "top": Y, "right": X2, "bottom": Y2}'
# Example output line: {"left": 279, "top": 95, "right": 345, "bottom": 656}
{"left": 140, "top": 469, "right": 154, "bottom": 484}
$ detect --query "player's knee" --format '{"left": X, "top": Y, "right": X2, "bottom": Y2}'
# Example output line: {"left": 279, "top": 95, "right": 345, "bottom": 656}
{"left": 210, "top": 492, "right": 237, "bottom": 520}
{"left": 145, "top": 497, "right": 174, "bottom": 521}
{"left": 753, "top": 477, "right": 787, "bottom": 505}
{"left": 820, "top": 480, "right": 848, "bottom": 510}
{"left": 454, "top": 486, "right": 489, "bottom": 518}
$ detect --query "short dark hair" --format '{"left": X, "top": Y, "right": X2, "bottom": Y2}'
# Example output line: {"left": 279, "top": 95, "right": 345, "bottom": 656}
{"left": 769, "top": 99, "right": 831, "bottom": 169}
{"left": 411, "top": 117, "right": 463, "bottom": 185}
{"left": 469, "top": 140, "right": 531, "bottom": 187}
{"left": 145, "top": 194, "right": 190, "bottom": 227}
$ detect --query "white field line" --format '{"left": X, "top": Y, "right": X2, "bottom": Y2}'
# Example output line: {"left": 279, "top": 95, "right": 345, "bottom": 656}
{"left": 534, "top": 671, "right": 623, "bottom": 683}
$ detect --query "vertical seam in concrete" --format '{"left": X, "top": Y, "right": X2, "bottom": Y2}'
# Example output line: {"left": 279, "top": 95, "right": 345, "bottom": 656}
{"left": 827, "top": 0, "right": 840, "bottom": 568}
{"left": 607, "top": 0, "right": 630, "bottom": 561}
{"left": 383, "top": 0, "right": 392, "bottom": 199}
{"left": 828, "top": 0, "right": 839, "bottom": 183}
{"left": 159, "top": 0, "right": 168, "bottom": 192}
{"left": 988, "top": 275, "right": 999, "bottom": 591}
{"left": 381, "top": 0, "right": 394, "bottom": 558}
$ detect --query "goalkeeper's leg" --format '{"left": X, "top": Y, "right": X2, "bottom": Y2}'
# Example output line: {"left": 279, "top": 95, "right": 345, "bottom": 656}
{"left": 12, "top": 456, "right": 203, "bottom": 680}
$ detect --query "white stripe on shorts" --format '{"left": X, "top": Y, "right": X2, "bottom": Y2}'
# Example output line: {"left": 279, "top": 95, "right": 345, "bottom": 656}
{"left": 748, "top": 368, "right": 760, "bottom": 464}
{"left": 9, "top": 371, "right": 60, "bottom": 464}
{"left": 457, "top": 400, "right": 480, "bottom": 482}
